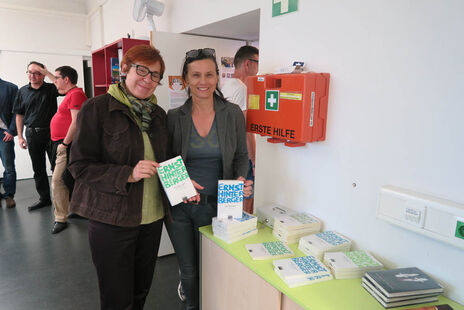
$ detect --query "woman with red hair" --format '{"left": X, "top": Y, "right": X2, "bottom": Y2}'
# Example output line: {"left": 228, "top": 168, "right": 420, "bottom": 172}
{"left": 69, "top": 45, "right": 169, "bottom": 310}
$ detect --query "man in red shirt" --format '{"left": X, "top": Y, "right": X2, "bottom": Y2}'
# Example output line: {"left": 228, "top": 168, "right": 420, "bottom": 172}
{"left": 42, "top": 66, "right": 87, "bottom": 234}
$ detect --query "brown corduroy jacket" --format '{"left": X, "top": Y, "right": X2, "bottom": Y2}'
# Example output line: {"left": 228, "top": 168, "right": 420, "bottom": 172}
{"left": 68, "top": 93, "right": 170, "bottom": 227}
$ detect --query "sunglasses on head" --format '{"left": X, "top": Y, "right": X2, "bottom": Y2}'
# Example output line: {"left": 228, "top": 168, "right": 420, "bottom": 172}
{"left": 185, "top": 48, "right": 216, "bottom": 59}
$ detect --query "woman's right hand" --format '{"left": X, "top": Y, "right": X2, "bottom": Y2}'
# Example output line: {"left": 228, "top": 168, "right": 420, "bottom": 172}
{"left": 128, "top": 160, "right": 159, "bottom": 183}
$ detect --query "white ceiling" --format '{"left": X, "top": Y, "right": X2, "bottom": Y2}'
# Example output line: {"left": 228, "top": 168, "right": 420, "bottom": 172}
{"left": 183, "top": 9, "right": 260, "bottom": 42}
{"left": 0, "top": 0, "right": 89, "bottom": 14}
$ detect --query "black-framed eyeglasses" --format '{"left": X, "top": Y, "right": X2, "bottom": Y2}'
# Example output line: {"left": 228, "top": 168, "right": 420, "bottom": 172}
{"left": 248, "top": 58, "right": 259, "bottom": 64}
{"left": 131, "top": 64, "right": 162, "bottom": 83}
{"left": 26, "top": 71, "right": 43, "bottom": 76}
{"left": 185, "top": 48, "right": 216, "bottom": 59}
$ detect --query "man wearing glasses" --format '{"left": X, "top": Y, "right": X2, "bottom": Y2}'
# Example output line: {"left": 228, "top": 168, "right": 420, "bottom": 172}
{"left": 221, "top": 45, "right": 259, "bottom": 213}
{"left": 13, "top": 61, "right": 59, "bottom": 211}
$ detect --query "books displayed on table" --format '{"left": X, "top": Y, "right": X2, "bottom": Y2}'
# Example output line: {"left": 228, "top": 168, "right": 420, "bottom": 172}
{"left": 362, "top": 277, "right": 439, "bottom": 308}
{"left": 255, "top": 203, "right": 296, "bottom": 228}
{"left": 298, "top": 231, "right": 352, "bottom": 260}
{"left": 212, "top": 212, "right": 258, "bottom": 243}
{"left": 272, "top": 212, "right": 322, "bottom": 243}
{"left": 362, "top": 267, "right": 444, "bottom": 308}
{"left": 273, "top": 255, "right": 333, "bottom": 288}
{"left": 217, "top": 180, "right": 243, "bottom": 219}
{"left": 323, "top": 250, "right": 383, "bottom": 279}
{"left": 403, "top": 305, "right": 453, "bottom": 310}
{"left": 157, "top": 156, "right": 197, "bottom": 206}
{"left": 246, "top": 241, "right": 294, "bottom": 260}
{"left": 363, "top": 267, "right": 444, "bottom": 297}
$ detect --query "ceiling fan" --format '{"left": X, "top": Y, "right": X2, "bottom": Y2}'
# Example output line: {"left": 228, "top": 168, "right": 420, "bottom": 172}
{"left": 133, "top": 0, "right": 165, "bottom": 32}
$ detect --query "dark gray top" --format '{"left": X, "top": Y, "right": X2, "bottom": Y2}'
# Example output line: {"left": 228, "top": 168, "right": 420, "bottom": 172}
{"left": 13, "top": 82, "right": 59, "bottom": 128}
{"left": 167, "top": 95, "right": 248, "bottom": 182}
{"left": 185, "top": 117, "right": 223, "bottom": 196}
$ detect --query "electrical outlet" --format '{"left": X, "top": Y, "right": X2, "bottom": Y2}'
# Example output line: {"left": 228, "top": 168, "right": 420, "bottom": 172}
{"left": 455, "top": 217, "right": 464, "bottom": 240}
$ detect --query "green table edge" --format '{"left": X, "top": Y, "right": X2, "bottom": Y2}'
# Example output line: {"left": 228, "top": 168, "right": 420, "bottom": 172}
{"left": 199, "top": 224, "right": 464, "bottom": 310}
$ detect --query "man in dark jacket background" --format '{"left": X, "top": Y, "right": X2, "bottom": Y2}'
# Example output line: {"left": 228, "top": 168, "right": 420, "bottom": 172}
{"left": 0, "top": 77, "right": 18, "bottom": 208}
{"left": 13, "top": 61, "right": 58, "bottom": 211}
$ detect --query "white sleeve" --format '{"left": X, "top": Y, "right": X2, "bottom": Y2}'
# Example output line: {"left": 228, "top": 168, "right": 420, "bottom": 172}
{"left": 233, "top": 84, "right": 247, "bottom": 111}
{"left": 222, "top": 80, "right": 247, "bottom": 111}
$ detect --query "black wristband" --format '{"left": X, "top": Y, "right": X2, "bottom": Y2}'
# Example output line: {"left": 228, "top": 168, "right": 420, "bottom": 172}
{"left": 62, "top": 141, "right": 70, "bottom": 147}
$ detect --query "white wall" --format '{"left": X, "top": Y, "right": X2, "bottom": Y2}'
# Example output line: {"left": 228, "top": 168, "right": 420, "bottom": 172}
{"left": 254, "top": 0, "right": 464, "bottom": 304}
{"left": 0, "top": 6, "right": 89, "bottom": 180}
{"left": 0, "top": 0, "right": 87, "bottom": 15}
{"left": 0, "top": 7, "right": 88, "bottom": 53}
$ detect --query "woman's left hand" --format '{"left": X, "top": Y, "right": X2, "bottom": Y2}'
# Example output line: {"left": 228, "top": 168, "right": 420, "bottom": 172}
{"left": 183, "top": 179, "right": 204, "bottom": 204}
{"left": 238, "top": 176, "right": 253, "bottom": 198}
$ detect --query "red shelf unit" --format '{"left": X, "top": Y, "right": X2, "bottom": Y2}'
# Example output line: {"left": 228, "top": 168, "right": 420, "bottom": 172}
{"left": 91, "top": 38, "right": 150, "bottom": 97}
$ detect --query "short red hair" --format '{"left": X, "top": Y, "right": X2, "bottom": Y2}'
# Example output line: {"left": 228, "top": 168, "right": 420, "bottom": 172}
{"left": 120, "top": 45, "right": 165, "bottom": 79}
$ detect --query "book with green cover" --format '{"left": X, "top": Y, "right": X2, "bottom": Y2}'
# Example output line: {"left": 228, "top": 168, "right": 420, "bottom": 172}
{"left": 323, "top": 250, "right": 383, "bottom": 279}
{"left": 157, "top": 156, "right": 197, "bottom": 206}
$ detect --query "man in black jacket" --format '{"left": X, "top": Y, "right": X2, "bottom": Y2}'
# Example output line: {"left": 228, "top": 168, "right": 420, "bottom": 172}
{"left": 0, "top": 77, "right": 18, "bottom": 208}
{"left": 13, "top": 61, "right": 58, "bottom": 211}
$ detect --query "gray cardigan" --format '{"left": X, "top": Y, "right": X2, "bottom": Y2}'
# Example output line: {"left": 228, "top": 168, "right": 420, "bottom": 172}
{"left": 167, "top": 95, "right": 248, "bottom": 180}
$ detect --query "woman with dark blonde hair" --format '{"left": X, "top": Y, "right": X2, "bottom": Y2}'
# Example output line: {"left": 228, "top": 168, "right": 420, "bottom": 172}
{"left": 68, "top": 45, "right": 169, "bottom": 310}
{"left": 166, "top": 48, "right": 253, "bottom": 310}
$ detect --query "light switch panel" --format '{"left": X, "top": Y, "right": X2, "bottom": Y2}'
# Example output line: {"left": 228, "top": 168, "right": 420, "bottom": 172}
{"left": 377, "top": 185, "right": 464, "bottom": 250}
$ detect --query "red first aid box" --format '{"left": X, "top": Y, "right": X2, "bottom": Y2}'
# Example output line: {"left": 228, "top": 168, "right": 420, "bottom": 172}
{"left": 246, "top": 73, "right": 330, "bottom": 147}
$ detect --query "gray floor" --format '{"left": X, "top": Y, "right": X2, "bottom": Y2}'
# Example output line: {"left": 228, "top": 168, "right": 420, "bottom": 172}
{"left": 0, "top": 179, "right": 185, "bottom": 310}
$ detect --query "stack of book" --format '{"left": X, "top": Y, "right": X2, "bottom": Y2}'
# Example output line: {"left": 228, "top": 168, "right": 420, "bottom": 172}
{"left": 245, "top": 241, "right": 294, "bottom": 260}
{"left": 273, "top": 255, "right": 333, "bottom": 288}
{"left": 362, "top": 267, "right": 444, "bottom": 308}
{"left": 272, "top": 212, "right": 322, "bottom": 244}
{"left": 212, "top": 212, "right": 258, "bottom": 243}
{"left": 298, "top": 231, "right": 352, "bottom": 260}
{"left": 255, "top": 203, "right": 295, "bottom": 228}
{"left": 323, "top": 250, "right": 383, "bottom": 279}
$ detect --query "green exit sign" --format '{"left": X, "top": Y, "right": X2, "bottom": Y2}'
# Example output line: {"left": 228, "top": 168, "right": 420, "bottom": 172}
{"left": 272, "top": 0, "right": 298, "bottom": 17}
{"left": 455, "top": 219, "right": 464, "bottom": 240}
